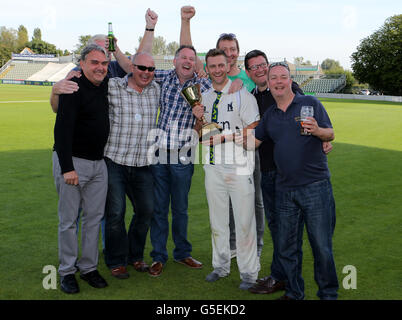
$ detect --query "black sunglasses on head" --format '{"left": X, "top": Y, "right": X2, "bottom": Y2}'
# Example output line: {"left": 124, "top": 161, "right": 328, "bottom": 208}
{"left": 218, "top": 33, "right": 236, "bottom": 40}
{"left": 269, "top": 61, "right": 290, "bottom": 71}
{"left": 134, "top": 64, "right": 155, "bottom": 72}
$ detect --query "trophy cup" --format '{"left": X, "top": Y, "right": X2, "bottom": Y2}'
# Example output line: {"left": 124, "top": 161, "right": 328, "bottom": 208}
{"left": 181, "top": 84, "right": 222, "bottom": 141}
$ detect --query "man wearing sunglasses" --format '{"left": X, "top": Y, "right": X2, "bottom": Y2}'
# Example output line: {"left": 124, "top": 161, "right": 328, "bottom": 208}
{"left": 139, "top": 9, "right": 210, "bottom": 278}
{"left": 103, "top": 51, "right": 160, "bottom": 280}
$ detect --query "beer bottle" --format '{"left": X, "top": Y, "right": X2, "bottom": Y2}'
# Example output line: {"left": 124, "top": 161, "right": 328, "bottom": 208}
{"left": 108, "top": 22, "right": 115, "bottom": 52}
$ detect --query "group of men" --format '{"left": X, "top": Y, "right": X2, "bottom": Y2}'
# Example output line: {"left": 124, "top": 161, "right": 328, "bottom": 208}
{"left": 51, "top": 6, "right": 339, "bottom": 300}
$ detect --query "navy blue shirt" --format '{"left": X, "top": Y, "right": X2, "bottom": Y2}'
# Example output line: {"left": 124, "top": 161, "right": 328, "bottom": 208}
{"left": 254, "top": 93, "right": 332, "bottom": 191}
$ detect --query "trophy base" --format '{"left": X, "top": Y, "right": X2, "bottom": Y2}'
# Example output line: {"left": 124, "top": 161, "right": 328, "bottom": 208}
{"left": 199, "top": 123, "right": 222, "bottom": 142}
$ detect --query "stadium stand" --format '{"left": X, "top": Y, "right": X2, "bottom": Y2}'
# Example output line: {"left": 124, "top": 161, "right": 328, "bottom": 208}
{"left": 301, "top": 75, "right": 346, "bottom": 93}
{"left": 28, "top": 62, "right": 76, "bottom": 82}
{"left": 0, "top": 62, "right": 47, "bottom": 80}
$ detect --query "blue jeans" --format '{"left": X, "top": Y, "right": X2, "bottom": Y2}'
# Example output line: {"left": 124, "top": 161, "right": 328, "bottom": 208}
{"left": 276, "top": 179, "right": 339, "bottom": 300}
{"left": 104, "top": 158, "right": 154, "bottom": 269}
{"left": 260, "top": 170, "right": 286, "bottom": 282}
{"left": 150, "top": 161, "right": 194, "bottom": 264}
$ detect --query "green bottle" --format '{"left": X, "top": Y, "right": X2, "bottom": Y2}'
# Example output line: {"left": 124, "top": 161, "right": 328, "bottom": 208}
{"left": 108, "top": 22, "right": 115, "bottom": 52}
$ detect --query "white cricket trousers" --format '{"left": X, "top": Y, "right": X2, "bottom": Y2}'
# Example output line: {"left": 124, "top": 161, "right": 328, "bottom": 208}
{"left": 204, "top": 164, "right": 260, "bottom": 282}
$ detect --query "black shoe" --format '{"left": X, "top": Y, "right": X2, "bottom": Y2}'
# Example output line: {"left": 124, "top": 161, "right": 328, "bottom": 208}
{"left": 60, "top": 274, "right": 79, "bottom": 294}
{"left": 80, "top": 270, "right": 108, "bottom": 289}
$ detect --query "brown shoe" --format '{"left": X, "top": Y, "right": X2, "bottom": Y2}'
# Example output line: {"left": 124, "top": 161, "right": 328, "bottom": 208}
{"left": 133, "top": 261, "right": 149, "bottom": 272}
{"left": 149, "top": 261, "right": 163, "bottom": 277}
{"left": 111, "top": 266, "right": 129, "bottom": 279}
{"left": 174, "top": 257, "right": 203, "bottom": 269}
{"left": 249, "top": 276, "right": 285, "bottom": 294}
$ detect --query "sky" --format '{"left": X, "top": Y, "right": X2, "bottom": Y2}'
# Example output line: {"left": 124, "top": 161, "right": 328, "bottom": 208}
{"left": 1, "top": 0, "right": 401, "bottom": 70}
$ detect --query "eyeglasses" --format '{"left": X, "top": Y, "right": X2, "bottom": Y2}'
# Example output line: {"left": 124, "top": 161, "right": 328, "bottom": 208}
{"left": 269, "top": 61, "right": 290, "bottom": 71}
{"left": 218, "top": 33, "right": 236, "bottom": 40}
{"left": 134, "top": 64, "right": 155, "bottom": 72}
{"left": 248, "top": 62, "right": 268, "bottom": 71}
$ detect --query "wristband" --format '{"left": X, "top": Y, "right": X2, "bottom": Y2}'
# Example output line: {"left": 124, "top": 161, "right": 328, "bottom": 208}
{"left": 145, "top": 28, "right": 155, "bottom": 31}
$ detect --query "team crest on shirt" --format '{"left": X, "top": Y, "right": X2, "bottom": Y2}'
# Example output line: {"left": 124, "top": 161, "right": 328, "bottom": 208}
{"left": 227, "top": 102, "right": 233, "bottom": 112}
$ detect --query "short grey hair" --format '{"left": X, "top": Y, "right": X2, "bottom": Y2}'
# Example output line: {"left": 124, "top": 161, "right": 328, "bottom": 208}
{"left": 80, "top": 44, "right": 108, "bottom": 62}
{"left": 88, "top": 34, "right": 107, "bottom": 44}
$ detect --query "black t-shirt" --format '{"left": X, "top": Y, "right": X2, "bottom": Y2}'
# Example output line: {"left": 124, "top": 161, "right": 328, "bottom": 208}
{"left": 253, "top": 81, "right": 304, "bottom": 172}
{"left": 54, "top": 73, "right": 110, "bottom": 174}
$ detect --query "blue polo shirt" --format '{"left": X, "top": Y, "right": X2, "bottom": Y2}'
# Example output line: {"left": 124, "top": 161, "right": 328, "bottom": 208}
{"left": 254, "top": 93, "right": 332, "bottom": 191}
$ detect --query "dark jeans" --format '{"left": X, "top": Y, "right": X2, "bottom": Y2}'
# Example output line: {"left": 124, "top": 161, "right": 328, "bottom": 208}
{"left": 104, "top": 158, "right": 154, "bottom": 269}
{"left": 260, "top": 170, "right": 286, "bottom": 282}
{"left": 150, "top": 161, "right": 194, "bottom": 264}
{"left": 276, "top": 179, "right": 339, "bottom": 300}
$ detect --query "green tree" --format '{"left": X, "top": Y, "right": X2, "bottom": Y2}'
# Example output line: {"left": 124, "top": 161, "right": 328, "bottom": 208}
{"left": 25, "top": 39, "right": 60, "bottom": 55}
{"left": 136, "top": 36, "right": 178, "bottom": 56}
{"left": 32, "top": 28, "right": 42, "bottom": 41}
{"left": 17, "top": 25, "right": 28, "bottom": 49}
{"left": 321, "top": 58, "right": 341, "bottom": 71}
{"left": 74, "top": 35, "right": 92, "bottom": 54}
{"left": 166, "top": 41, "right": 179, "bottom": 56}
{"left": 351, "top": 14, "right": 402, "bottom": 95}
{"left": 0, "top": 27, "right": 17, "bottom": 66}
{"left": 0, "top": 26, "right": 18, "bottom": 51}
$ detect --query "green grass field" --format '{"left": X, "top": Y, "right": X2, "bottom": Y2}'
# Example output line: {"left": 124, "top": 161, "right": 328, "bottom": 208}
{"left": 0, "top": 84, "right": 401, "bottom": 301}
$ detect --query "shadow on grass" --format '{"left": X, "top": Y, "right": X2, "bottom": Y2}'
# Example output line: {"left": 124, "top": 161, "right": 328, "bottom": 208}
{"left": 0, "top": 145, "right": 401, "bottom": 300}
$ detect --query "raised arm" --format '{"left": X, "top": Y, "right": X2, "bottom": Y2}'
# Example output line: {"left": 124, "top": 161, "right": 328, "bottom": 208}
{"left": 180, "top": 6, "right": 206, "bottom": 77}
{"left": 138, "top": 8, "right": 158, "bottom": 54}
{"left": 180, "top": 6, "right": 195, "bottom": 46}
{"left": 110, "top": 38, "right": 132, "bottom": 74}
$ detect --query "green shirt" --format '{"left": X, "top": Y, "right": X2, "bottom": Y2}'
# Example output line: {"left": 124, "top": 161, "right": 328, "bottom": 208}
{"left": 228, "top": 69, "right": 255, "bottom": 92}
{"left": 204, "top": 63, "right": 256, "bottom": 92}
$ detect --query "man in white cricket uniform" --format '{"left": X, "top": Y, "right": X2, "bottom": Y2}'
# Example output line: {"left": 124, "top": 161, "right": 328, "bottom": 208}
{"left": 192, "top": 49, "right": 260, "bottom": 290}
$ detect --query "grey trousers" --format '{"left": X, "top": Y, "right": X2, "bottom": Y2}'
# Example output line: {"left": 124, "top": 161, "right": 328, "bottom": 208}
{"left": 52, "top": 152, "right": 108, "bottom": 276}
{"left": 229, "top": 152, "right": 265, "bottom": 256}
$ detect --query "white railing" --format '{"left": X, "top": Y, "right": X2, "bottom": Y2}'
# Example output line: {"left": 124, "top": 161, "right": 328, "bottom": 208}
{"left": 316, "top": 93, "right": 402, "bottom": 103}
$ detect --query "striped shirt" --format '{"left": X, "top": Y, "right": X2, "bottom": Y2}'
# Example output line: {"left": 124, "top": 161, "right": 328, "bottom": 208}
{"left": 104, "top": 75, "right": 160, "bottom": 167}
{"left": 153, "top": 69, "right": 211, "bottom": 150}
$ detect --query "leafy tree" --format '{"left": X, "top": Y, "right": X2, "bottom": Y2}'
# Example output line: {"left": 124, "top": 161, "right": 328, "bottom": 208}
{"left": 0, "top": 46, "right": 12, "bottom": 67}
{"left": 293, "top": 56, "right": 312, "bottom": 66}
{"left": 136, "top": 36, "right": 179, "bottom": 56}
{"left": 0, "top": 26, "right": 18, "bottom": 50}
{"left": 32, "top": 28, "right": 42, "bottom": 41}
{"left": 0, "top": 27, "right": 17, "bottom": 66}
{"left": 351, "top": 14, "right": 402, "bottom": 95}
{"left": 17, "top": 25, "right": 28, "bottom": 49}
{"left": 321, "top": 58, "right": 341, "bottom": 71}
{"left": 166, "top": 41, "right": 179, "bottom": 56}
{"left": 74, "top": 35, "right": 92, "bottom": 54}
{"left": 25, "top": 39, "right": 62, "bottom": 55}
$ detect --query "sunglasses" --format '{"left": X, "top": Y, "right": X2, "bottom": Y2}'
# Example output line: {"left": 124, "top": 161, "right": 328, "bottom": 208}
{"left": 269, "top": 61, "right": 290, "bottom": 71}
{"left": 134, "top": 64, "right": 155, "bottom": 72}
{"left": 218, "top": 33, "right": 236, "bottom": 40}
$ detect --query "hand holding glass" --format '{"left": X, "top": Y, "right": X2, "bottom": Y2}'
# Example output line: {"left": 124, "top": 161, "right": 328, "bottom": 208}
{"left": 300, "top": 106, "right": 314, "bottom": 135}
